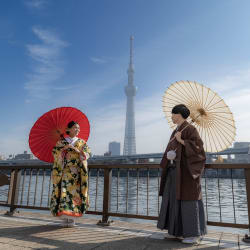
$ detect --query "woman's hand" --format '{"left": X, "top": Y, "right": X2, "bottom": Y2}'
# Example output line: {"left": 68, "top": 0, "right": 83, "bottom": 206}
{"left": 63, "top": 144, "right": 80, "bottom": 153}
{"left": 63, "top": 144, "right": 71, "bottom": 150}
{"left": 175, "top": 132, "right": 185, "bottom": 145}
{"left": 70, "top": 146, "right": 80, "bottom": 154}
{"left": 79, "top": 151, "right": 87, "bottom": 160}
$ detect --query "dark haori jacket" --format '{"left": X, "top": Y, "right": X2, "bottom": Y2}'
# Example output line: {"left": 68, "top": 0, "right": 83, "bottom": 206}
{"left": 159, "top": 120, "right": 206, "bottom": 200}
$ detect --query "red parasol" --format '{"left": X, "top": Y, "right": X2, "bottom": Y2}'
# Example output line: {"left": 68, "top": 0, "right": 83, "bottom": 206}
{"left": 29, "top": 107, "right": 90, "bottom": 163}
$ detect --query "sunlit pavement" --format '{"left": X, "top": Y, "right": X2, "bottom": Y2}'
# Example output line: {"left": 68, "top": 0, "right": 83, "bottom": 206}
{"left": 0, "top": 211, "right": 248, "bottom": 250}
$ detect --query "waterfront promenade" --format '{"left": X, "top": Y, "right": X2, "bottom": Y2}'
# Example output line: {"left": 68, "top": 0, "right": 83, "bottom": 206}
{"left": 1, "top": 163, "right": 250, "bottom": 249}
{"left": 0, "top": 210, "right": 249, "bottom": 250}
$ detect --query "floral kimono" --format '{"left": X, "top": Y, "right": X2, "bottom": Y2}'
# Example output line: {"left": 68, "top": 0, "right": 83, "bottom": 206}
{"left": 50, "top": 137, "right": 91, "bottom": 217}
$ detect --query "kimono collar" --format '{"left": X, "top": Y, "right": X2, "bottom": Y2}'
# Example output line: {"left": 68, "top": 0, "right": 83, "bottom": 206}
{"left": 65, "top": 136, "right": 78, "bottom": 145}
{"left": 176, "top": 120, "right": 189, "bottom": 132}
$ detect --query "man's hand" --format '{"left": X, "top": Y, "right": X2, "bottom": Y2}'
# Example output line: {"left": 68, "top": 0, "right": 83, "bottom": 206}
{"left": 175, "top": 132, "right": 185, "bottom": 145}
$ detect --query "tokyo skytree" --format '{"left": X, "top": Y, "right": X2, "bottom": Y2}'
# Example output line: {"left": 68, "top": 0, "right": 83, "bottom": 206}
{"left": 123, "top": 36, "right": 137, "bottom": 155}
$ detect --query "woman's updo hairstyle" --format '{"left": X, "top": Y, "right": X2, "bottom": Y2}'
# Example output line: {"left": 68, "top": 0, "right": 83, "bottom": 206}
{"left": 172, "top": 104, "right": 190, "bottom": 119}
{"left": 66, "top": 121, "right": 78, "bottom": 135}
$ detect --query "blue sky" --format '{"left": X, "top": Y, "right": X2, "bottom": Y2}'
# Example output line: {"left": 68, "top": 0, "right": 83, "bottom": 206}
{"left": 1, "top": 0, "right": 250, "bottom": 157}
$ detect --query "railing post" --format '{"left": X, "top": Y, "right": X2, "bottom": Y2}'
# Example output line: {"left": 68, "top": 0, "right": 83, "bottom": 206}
{"left": 245, "top": 168, "right": 250, "bottom": 232}
{"left": 6, "top": 169, "right": 21, "bottom": 216}
{"left": 98, "top": 167, "right": 113, "bottom": 226}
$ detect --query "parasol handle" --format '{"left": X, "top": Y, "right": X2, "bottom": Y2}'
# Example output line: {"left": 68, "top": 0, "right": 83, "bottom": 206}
{"left": 56, "top": 130, "right": 66, "bottom": 141}
{"left": 169, "top": 124, "right": 190, "bottom": 144}
{"left": 60, "top": 134, "right": 66, "bottom": 140}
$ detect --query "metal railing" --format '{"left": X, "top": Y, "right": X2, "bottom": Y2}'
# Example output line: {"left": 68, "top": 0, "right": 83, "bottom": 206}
{"left": 0, "top": 163, "right": 250, "bottom": 229}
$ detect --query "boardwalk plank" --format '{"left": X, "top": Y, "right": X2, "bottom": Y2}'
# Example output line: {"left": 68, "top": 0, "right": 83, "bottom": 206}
{"left": 0, "top": 211, "right": 247, "bottom": 250}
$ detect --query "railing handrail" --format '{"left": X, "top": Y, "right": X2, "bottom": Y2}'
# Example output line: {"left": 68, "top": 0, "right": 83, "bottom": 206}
{"left": 0, "top": 163, "right": 250, "bottom": 170}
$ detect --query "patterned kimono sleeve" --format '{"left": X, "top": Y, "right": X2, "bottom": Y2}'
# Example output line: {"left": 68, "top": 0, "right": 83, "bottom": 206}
{"left": 50, "top": 140, "right": 66, "bottom": 216}
{"left": 81, "top": 140, "right": 91, "bottom": 160}
{"left": 52, "top": 141, "right": 64, "bottom": 159}
{"left": 51, "top": 140, "right": 64, "bottom": 185}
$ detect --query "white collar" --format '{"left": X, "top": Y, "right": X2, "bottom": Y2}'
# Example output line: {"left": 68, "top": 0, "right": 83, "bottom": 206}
{"left": 65, "top": 137, "right": 78, "bottom": 145}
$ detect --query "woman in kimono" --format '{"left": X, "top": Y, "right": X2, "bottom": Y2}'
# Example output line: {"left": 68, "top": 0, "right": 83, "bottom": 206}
{"left": 50, "top": 121, "right": 91, "bottom": 227}
{"left": 157, "top": 104, "right": 207, "bottom": 244}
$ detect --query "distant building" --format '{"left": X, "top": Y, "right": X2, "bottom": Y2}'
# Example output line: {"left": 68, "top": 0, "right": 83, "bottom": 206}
{"left": 14, "top": 151, "right": 33, "bottom": 160}
{"left": 234, "top": 142, "right": 250, "bottom": 163}
{"left": 104, "top": 151, "right": 111, "bottom": 156}
{"left": 214, "top": 156, "right": 224, "bottom": 163}
{"left": 234, "top": 142, "right": 250, "bottom": 148}
{"left": 109, "top": 141, "right": 120, "bottom": 156}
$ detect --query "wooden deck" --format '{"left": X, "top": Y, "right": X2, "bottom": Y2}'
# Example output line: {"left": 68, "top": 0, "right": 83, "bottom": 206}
{"left": 0, "top": 211, "right": 249, "bottom": 249}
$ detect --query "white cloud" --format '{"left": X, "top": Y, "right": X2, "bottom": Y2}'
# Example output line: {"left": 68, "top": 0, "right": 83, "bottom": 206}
{"left": 90, "top": 57, "right": 108, "bottom": 64}
{"left": 207, "top": 68, "right": 250, "bottom": 144}
{"left": 25, "top": 27, "right": 68, "bottom": 99}
{"left": 52, "top": 84, "right": 82, "bottom": 91}
{"left": 224, "top": 89, "right": 250, "bottom": 143}
{"left": 210, "top": 67, "right": 250, "bottom": 95}
{"left": 32, "top": 27, "right": 68, "bottom": 47}
{"left": 52, "top": 63, "right": 126, "bottom": 107}
{"left": 24, "top": 0, "right": 47, "bottom": 9}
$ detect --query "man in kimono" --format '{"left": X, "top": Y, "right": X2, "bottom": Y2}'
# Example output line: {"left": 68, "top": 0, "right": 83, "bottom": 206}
{"left": 157, "top": 104, "right": 207, "bottom": 244}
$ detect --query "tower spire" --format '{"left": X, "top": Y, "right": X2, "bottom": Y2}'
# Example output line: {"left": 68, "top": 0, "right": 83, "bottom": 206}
{"left": 123, "top": 36, "right": 137, "bottom": 155}
{"left": 127, "top": 35, "right": 134, "bottom": 86}
{"left": 129, "top": 35, "right": 134, "bottom": 70}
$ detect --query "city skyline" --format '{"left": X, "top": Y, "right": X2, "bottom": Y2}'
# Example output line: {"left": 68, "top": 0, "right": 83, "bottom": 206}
{"left": 1, "top": 1, "right": 250, "bottom": 157}
{"left": 1, "top": 141, "right": 249, "bottom": 162}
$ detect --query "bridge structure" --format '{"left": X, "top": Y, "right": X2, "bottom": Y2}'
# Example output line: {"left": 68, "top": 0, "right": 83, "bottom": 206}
{"left": 89, "top": 147, "right": 250, "bottom": 163}
{"left": 0, "top": 147, "right": 249, "bottom": 165}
